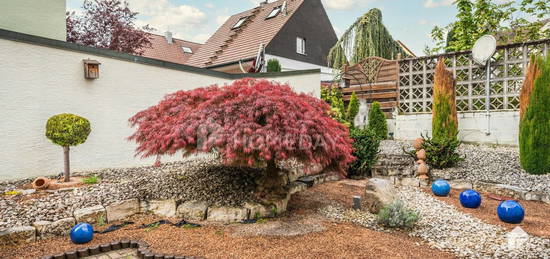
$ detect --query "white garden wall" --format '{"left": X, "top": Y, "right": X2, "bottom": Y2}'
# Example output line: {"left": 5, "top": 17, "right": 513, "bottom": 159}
{"left": 0, "top": 30, "right": 321, "bottom": 180}
{"left": 394, "top": 111, "right": 520, "bottom": 146}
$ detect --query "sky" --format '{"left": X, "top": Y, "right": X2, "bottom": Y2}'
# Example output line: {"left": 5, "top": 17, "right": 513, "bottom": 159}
{"left": 66, "top": 0, "right": 463, "bottom": 56}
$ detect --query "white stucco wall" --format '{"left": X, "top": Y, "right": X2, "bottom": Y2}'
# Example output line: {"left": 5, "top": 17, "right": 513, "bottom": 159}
{"left": 266, "top": 54, "right": 337, "bottom": 82}
{"left": 0, "top": 37, "right": 320, "bottom": 180}
{"left": 394, "top": 111, "right": 520, "bottom": 145}
{"left": 0, "top": 0, "right": 66, "bottom": 41}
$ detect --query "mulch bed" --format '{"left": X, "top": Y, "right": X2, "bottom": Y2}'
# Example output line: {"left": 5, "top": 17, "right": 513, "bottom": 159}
{"left": 422, "top": 188, "right": 550, "bottom": 238}
{"left": 0, "top": 181, "right": 455, "bottom": 259}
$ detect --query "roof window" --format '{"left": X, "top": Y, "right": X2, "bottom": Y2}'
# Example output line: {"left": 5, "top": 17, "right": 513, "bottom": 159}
{"left": 232, "top": 17, "right": 248, "bottom": 29}
{"left": 266, "top": 6, "right": 282, "bottom": 19}
{"left": 182, "top": 46, "right": 193, "bottom": 54}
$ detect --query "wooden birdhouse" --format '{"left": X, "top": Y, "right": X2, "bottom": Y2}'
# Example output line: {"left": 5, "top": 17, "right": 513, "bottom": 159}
{"left": 83, "top": 59, "right": 101, "bottom": 79}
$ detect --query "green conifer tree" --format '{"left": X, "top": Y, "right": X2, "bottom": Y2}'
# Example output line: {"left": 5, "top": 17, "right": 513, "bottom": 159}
{"left": 346, "top": 92, "right": 360, "bottom": 126}
{"left": 367, "top": 102, "right": 388, "bottom": 139}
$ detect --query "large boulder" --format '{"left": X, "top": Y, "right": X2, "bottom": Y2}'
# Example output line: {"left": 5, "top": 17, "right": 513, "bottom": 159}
{"left": 105, "top": 199, "right": 139, "bottom": 222}
{"left": 33, "top": 217, "right": 76, "bottom": 240}
{"left": 207, "top": 206, "right": 248, "bottom": 223}
{"left": 177, "top": 201, "right": 208, "bottom": 221}
{"left": 74, "top": 205, "right": 106, "bottom": 224}
{"left": 0, "top": 226, "right": 36, "bottom": 245}
{"left": 362, "top": 178, "right": 397, "bottom": 214}
{"left": 145, "top": 200, "right": 177, "bottom": 218}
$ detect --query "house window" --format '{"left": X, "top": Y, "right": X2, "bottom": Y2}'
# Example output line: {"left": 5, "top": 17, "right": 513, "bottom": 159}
{"left": 232, "top": 17, "right": 248, "bottom": 29}
{"left": 182, "top": 46, "right": 193, "bottom": 54}
{"left": 296, "top": 37, "right": 306, "bottom": 55}
{"left": 266, "top": 6, "right": 282, "bottom": 19}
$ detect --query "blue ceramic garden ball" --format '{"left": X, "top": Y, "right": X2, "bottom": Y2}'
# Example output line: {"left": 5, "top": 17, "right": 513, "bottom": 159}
{"left": 460, "top": 190, "right": 482, "bottom": 208}
{"left": 70, "top": 223, "right": 94, "bottom": 244}
{"left": 432, "top": 179, "right": 451, "bottom": 197}
{"left": 497, "top": 200, "right": 525, "bottom": 224}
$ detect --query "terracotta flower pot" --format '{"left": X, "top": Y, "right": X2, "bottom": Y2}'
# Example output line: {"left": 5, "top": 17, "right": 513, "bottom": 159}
{"left": 416, "top": 149, "right": 427, "bottom": 160}
{"left": 417, "top": 162, "right": 429, "bottom": 179}
{"left": 32, "top": 177, "right": 51, "bottom": 190}
{"left": 413, "top": 138, "right": 424, "bottom": 150}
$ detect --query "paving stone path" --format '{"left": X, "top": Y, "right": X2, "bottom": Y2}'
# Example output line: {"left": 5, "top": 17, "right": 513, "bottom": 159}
{"left": 82, "top": 248, "right": 138, "bottom": 259}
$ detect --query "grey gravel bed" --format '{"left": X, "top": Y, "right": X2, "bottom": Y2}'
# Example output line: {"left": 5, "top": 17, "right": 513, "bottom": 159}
{"left": 380, "top": 140, "right": 550, "bottom": 194}
{"left": 320, "top": 186, "right": 550, "bottom": 258}
{"left": 0, "top": 155, "right": 263, "bottom": 228}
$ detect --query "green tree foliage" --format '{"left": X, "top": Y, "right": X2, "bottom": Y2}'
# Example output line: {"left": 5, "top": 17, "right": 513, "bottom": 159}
{"left": 327, "top": 9, "right": 409, "bottom": 69}
{"left": 426, "top": 0, "right": 549, "bottom": 54}
{"left": 346, "top": 92, "right": 360, "bottom": 125}
{"left": 321, "top": 86, "right": 349, "bottom": 126}
{"left": 520, "top": 55, "right": 550, "bottom": 175}
{"left": 367, "top": 102, "right": 388, "bottom": 140}
{"left": 348, "top": 128, "right": 380, "bottom": 177}
{"left": 46, "top": 114, "right": 91, "bottom": 182}
{"left": 432, "top": 59, "right": 458, "bottom": 141}
{"left": 266, "top": 59, "right": 282, "bottom": 72}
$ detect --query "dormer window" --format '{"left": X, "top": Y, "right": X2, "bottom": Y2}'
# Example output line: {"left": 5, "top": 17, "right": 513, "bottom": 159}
{"left": 182, "top": 46, "right": 193, "bottom": 54}
{"left": 266, "top": 6, "right": 282, "bottom": 19}
{"left": 232, "top": 17, "right": 248, "bottom": 29}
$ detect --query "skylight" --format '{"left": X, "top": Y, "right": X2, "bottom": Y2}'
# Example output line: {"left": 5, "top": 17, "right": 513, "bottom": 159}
{"left": 182, "top": 46, "right": 193, "bottom": 54}
{"left": 232, "top": 17, "right": 248, "bottom": 29}
{"left": 266, "top": 6, "right": 282, "bottom": 19}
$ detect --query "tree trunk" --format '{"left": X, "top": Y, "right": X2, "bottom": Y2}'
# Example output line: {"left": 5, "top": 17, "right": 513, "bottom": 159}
{"left": 63, "top": 146, "right": 70, "bottom": 182}
{"left": 256, "top": 160, "right": 288, "bottom": 201}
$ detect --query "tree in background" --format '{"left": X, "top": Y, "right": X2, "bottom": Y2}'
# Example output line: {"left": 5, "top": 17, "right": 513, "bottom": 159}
{"left": 346, "top": 92, "right": 360, "bottom": 126}
{"left": 66, "top": 0, "right": 153, "bottom": 55}
{"left": 432, "top": 58, "right": 458, "bottom": 141}
{"left": 267, "top": 59, "right": 282, "bottom": 72}
{"left": 426, "top": 0, "right": 549, "bottom": 54}
{"left": 46, "top": 114, "right": 91, "bottom": 182}
{"left": 129, "top": 78, "right": 355, "bottom": 198}
{"left": 327, "top": 8, "right": 409, "bottom": 69}
{"left": 519, "top": 55, "right": 550, "bottom": 175}
{"left": 367, "top": 102, "right": 388, "bottom": 140}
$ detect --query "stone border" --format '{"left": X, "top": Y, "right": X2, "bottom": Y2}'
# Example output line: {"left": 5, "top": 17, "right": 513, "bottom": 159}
{"left": 38, "top": 239, "right": 202, "bottom": 259}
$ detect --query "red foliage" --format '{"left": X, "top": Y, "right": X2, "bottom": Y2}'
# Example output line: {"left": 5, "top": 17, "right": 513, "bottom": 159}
{"left": 129, "top": 78, "right": 355, "bottom": 175}
{"left": 66, "top": 0, "right": 153, "bottom": 55}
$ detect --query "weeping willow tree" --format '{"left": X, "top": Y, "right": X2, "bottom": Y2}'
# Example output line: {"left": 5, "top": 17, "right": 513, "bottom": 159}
{"left": 327, "top": 9, "right": 409, "bottom": 69}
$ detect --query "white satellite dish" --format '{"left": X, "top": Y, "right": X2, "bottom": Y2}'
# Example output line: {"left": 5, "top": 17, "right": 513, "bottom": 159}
{"left": 472, "top": 35, "right": 497, "bottom": 65}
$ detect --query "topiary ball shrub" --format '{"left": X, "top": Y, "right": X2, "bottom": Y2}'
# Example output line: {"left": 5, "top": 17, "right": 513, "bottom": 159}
{"left": 460, "top": 190, "right": 481, "bottom": 209}
{"left": 497, "top": 200, "right": 525, "bottom": 224}
{"left": 70, "top": 223, "right": 94, "bottom": 244}
{"left": 348, "top": 128, "right": 380, "bottom": 178}
{"left": 46, "top": 113, "right": 91, "bottom": 182}
{"left": 367, "top": 101, "right": 388, "bottom": 140}
{"left": 431, "top": 179, "right": 451, "bottom": 197}
{"left": 377, "top": 200, "right": 419, "bottom": 229}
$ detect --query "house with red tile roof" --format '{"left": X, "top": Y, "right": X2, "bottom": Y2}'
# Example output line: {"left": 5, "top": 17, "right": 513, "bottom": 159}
{"left": 186, "top": 0, "right": 338, "bottom": 80}
{"left": 140, "top": 32, "right": 203, "bottom": 65}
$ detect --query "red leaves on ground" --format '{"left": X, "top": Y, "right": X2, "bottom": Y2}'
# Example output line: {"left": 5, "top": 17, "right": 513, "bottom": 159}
{"left": 129, "top": 78, "right": 354, "bottom": 174}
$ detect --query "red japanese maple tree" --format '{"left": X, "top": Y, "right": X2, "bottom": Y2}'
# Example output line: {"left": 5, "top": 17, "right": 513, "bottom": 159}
{"left": 129, "top": 79, "right": 354, "bottom": 196}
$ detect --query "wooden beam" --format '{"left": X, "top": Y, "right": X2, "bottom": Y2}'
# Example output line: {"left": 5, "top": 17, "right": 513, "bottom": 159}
{"left": 343, "top": 83, "right": 397, "bottom": 93}
{"left": 343, "top": 91, "right": 398, "bottom": 100}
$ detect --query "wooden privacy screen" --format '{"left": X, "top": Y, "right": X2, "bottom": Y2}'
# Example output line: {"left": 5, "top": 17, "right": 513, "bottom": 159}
{"left": 341, "top": 57, "right": 399, "bottom": 118}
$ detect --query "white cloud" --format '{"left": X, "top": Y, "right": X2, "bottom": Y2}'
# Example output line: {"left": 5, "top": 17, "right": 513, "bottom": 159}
{"left": 423, "top": 0, "right": 454, "bottom": 8}
{"left": 216, "top": 15, "right": 230, "bottom": 26}
{"left": 205, "top": 3, "right": 215, "bottom": 8}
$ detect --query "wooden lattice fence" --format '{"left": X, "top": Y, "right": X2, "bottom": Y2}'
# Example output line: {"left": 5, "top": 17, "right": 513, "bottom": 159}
{"left": 397, "top": 39, "right": 550, "bottom": 114}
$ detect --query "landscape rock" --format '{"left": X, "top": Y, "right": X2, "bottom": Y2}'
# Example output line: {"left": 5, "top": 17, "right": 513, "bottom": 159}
{"left": 74, "top": 205, "right": 106, "bottom": 224}
{"left": 33, "top": 218, "right": 75, "bottom": 239}
{"left": 398, "top": 177, "right": 421, "bottom": 188}
{"left": 449, "top": 180, "right": 473, "bottom": 190}
{"left": 289, "top": 181, "right": 308, "bottom": 195}
{"left": 362, "top": 178, "right": 396, "bottom": 214}
{"left": 177, "top": 201, "right": 208, "bottom": 221}
{"left": 105, "top": 199, "right": 139, "bottom": 222}
{"left": 147, "top": 200, "right": 177, "bottom": 218}
{"left": 0, "top": 226, "right": 36, "bottom": 245}
{"left": 207, "top": 206, "right": 248, "bottom": 223}
{"left": 243, "top": 202, "right": 273, "bottom": 219}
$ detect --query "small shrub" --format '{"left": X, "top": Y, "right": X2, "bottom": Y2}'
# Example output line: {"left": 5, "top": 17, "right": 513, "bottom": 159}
{"left": 367, "top": 102, "right": 388, "bottom": 140}
{"left": 82, "top": 175, "right": 100, "bottom": 184}
{"left": 97, "top": 214, "right": 106, "bottom": 227}
{"left": 346, "top": 92, "right": 360, "bottom": 126}
{"left": 377, "top": 200, "right": 419, "bottom": 229}
{"left": 417, "top": 134, "right": 463, "bottom": 169}
{"left": 267, "top": 59, "right": 282, "bottom": 72}
{"left": 348, "top": 128, "right": 380, "bottom": 177}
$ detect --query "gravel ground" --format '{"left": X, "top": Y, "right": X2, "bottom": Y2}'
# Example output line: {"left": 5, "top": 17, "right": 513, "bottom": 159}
{"left": 380, "top": 140, "right": 550, "bottom": 194}
{"left": 0, "top": 155, "right": 264, "bottom": 228}
{"left": 320, "top": 184, "right": 550, "bottom": 258}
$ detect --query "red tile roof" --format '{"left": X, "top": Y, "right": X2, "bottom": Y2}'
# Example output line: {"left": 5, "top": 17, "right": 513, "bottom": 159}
{"left": 140, "top": 33, "right": 203, "bottom": 65}
{"left": 186, "top": 0, "right": 306, "bottom": 68}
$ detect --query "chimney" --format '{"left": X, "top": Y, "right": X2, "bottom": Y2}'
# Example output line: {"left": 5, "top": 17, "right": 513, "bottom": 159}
{"left": 165, "top": 31, "right": 173, "bottom": 44}
{"left": 259, "top": 0, "right": 269, "bottom": 6}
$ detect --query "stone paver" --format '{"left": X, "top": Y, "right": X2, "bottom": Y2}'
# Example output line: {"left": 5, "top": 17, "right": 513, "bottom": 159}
{"left": 83, "top": 248, "right": 138, "bottom": 259}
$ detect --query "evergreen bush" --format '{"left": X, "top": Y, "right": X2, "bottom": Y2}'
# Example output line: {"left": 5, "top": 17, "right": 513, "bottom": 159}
{"left": 348, "top": 128, "right": 380, "bottom": 177}
{"left": 367, "top": 102, "right": 388, "bottom": 139}
{"left": 519, "top": 55, "right": 550, "bottom": 175}
{"left": 432, "top": 58, "right": 458, "bottom": 141}
{"left": 346, "top": 92, "right": 360, "bottom": 126}
{"left": 267, "top": 59, "right": 282, "bottom": 72}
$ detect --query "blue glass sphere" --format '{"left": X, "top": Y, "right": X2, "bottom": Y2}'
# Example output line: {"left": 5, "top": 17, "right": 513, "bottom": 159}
{"left": 460, "top": 190, "right": 481, "bottom": 208}
{"left": 70, "top": 223, "right": 94, "bottom": 244}
{"left": 497, "top": 200, "right": 525, "bottom": 224}
{"left": 432, "top": 179, "right": 451, "bottom": 197}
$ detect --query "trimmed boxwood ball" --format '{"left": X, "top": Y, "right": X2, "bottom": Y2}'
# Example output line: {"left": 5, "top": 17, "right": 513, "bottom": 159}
{"left": 70, "top": 223, "right": 94, "bottom": 244}
{"left": 497, "top": 200, "right": 525, "bottom": 224}
{"left": 46, "top": 113, "right": 91, "bottom": 146}
{"left": 460, "top": 190, "right": 481, "bottom": 208}
{"left": 431, "top": 179, "right": 451, "bottom": 197}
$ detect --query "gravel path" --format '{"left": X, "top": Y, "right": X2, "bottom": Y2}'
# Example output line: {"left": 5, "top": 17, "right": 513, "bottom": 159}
{"left": 380, "top": 140, "right": 550, "bottom": 194}
{"left": 320, "top": 185, "right": 550, "bottom": 258}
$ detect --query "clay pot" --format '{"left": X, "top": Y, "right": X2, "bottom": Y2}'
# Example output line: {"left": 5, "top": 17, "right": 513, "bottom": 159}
{"left": 413, "top": 138, "right": 424, "bottom": 150}
{"left": 416, "top": 149, "right": 427, "bottom": 160}
{"left": 417, "top": 162, "right": 429, "bottom": 180}
{"left": 32, "top": 177, "right": 51, "bottom": 190}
